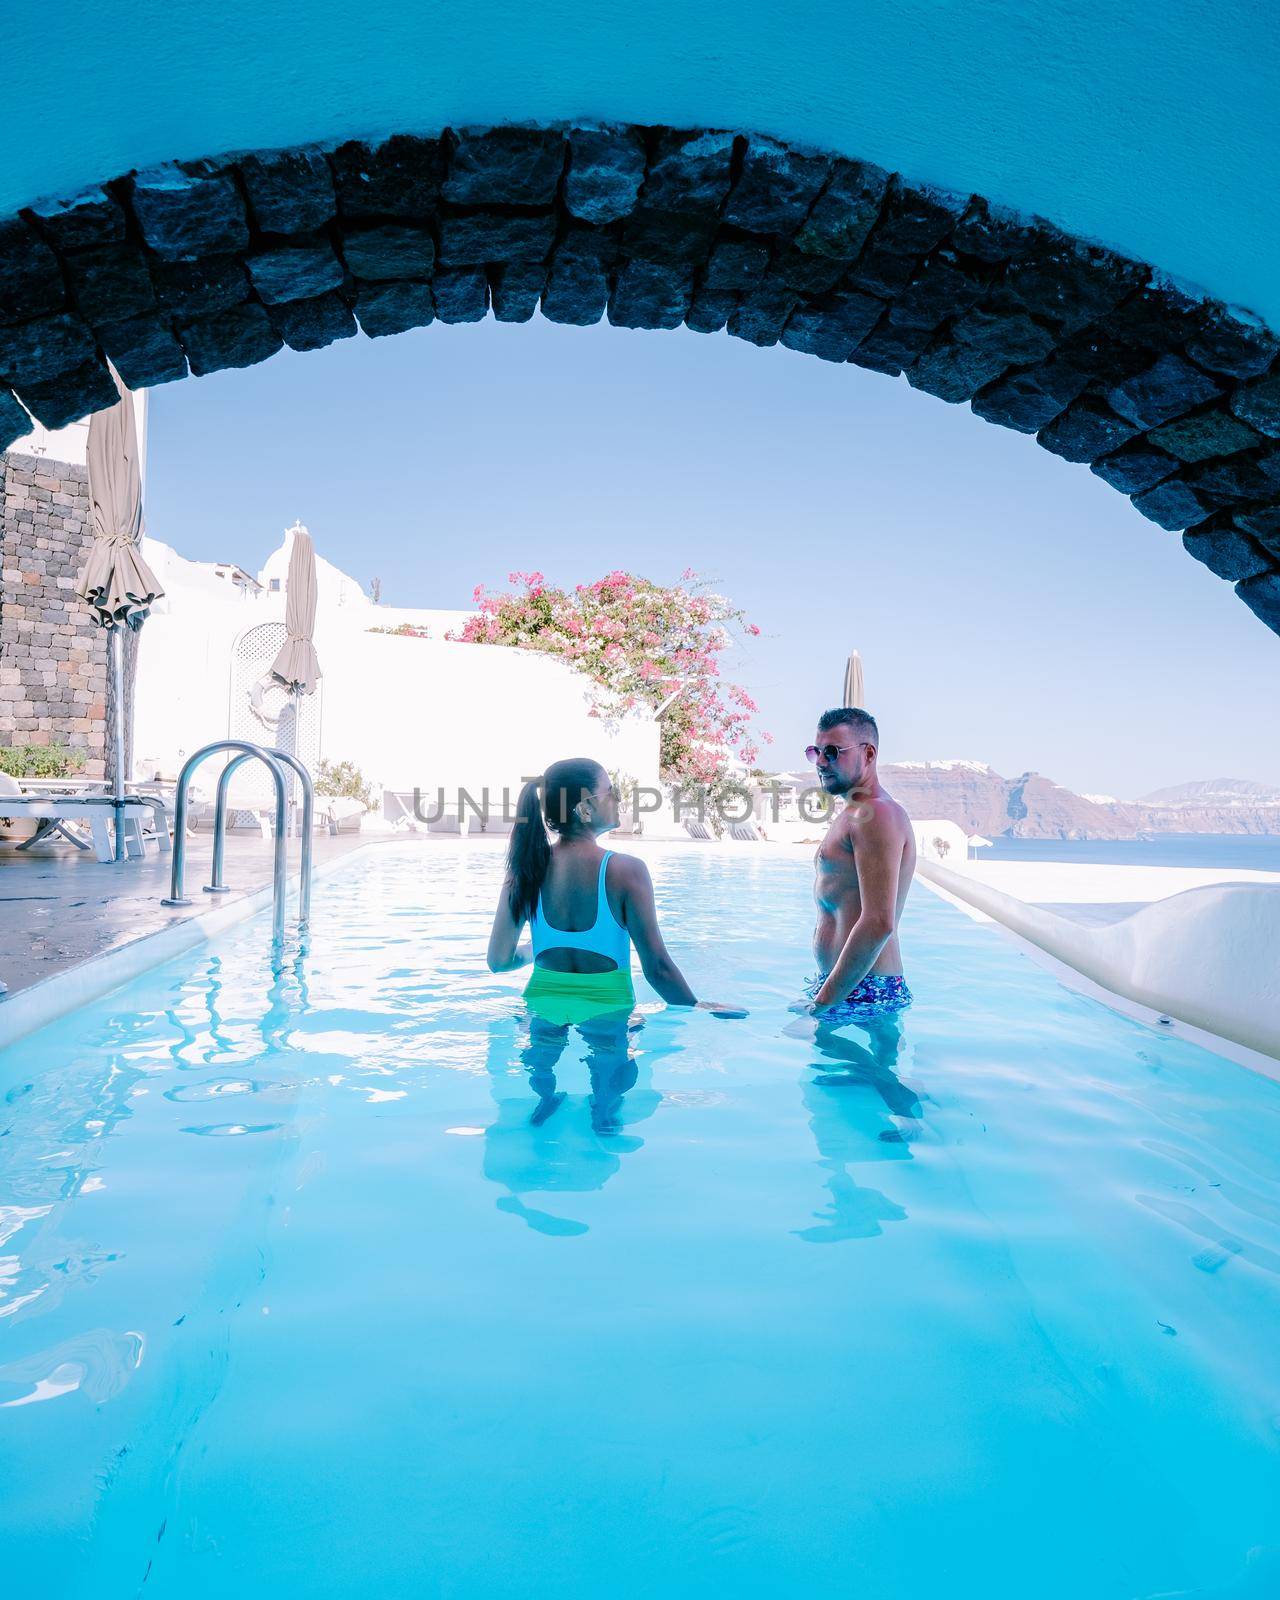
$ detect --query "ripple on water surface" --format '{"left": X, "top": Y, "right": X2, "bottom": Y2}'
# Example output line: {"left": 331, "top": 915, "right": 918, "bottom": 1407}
{"left": 1, "top": 843, "right": 1279, "bottom": 1599}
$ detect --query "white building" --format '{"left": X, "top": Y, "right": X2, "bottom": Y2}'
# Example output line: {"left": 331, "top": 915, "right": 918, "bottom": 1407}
{"left": 132, "top": 523, "right": 661, "bottom": 811}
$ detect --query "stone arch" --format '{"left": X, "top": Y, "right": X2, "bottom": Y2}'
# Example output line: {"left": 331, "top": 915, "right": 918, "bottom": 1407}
{"left": 1, "top": 122, "right": 1277, "bottom": 633}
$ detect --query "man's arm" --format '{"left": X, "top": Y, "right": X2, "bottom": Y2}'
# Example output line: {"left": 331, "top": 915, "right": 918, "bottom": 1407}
{"left": 812, "top": 809, "right": 902, "bottom": 1008}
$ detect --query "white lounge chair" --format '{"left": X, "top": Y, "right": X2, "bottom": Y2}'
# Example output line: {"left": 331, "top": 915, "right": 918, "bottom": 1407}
{"left": 0, "top": 772, "right": 170, "bottom": 862}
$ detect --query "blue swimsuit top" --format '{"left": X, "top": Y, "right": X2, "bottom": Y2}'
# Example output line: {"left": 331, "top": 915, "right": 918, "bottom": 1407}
{"left": 530, "top": 851, "right": 631, "bottom": 971}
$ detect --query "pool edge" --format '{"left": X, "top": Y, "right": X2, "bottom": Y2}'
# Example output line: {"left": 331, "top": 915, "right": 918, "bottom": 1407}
{"left": 0, "top": 842, "right": 380, "bottom": 1053}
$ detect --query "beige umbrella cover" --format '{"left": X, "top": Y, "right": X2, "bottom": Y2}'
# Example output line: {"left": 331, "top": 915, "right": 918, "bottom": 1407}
{"left": 842, "top": 650, "right": 865, "bottom": 708}
{"left": 270, "top": 523, "right": 322, "bottom": 694}
{"left": 79, "top": 373, "right": 162, "bottom": 627}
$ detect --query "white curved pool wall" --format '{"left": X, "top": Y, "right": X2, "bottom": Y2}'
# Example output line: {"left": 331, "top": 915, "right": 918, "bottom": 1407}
{"left": 132, "top": 530, "right": 660, "bottom": 797}
{"left": 920, "top": 860, "right": 1280, "bottom": 1061}
{"left": 5, "top": 3, "right": 1276, "bottom": 322}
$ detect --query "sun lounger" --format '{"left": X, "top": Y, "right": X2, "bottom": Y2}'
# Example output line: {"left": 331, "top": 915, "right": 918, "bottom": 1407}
{"left": 0, "top": 784, "right": 171, "bottom": 862}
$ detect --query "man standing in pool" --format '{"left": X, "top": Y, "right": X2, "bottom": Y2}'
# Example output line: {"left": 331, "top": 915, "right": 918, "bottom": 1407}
{"left": 801, "top": 707, "right": 916, "bottom": 1020}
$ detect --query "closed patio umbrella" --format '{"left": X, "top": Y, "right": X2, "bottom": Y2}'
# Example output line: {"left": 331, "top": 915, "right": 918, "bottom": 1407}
{"left": 270, "top": 522, "right": 321, "bottom": 831}
{"left": 842, "top": 649, "right": 865, "bottom": 708}
{"left": 80, "top": 372, "right": 163, "bottom": 860}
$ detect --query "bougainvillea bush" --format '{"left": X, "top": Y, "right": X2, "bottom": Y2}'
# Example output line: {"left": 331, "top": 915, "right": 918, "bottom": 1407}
{"left": 448, "top": 570, "right": 770, "bottom": 785}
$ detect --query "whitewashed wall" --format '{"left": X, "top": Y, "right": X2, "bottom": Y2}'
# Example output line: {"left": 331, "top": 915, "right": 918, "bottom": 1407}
{"left": 131, "top": 530, "right": 660, "bottom": 800}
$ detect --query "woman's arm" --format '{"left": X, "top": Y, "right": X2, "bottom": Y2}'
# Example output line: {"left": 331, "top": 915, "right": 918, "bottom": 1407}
{"left": 487, "top": 877, "right": 531, "bottom": 973}
{"left": 617, "top": 857, "right": 699, "bottom": 1005}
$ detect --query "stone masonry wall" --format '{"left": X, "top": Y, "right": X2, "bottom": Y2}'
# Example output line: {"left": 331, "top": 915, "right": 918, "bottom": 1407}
{"left": 0, "top": 122, "right": 1277, "bottom": 632}
{"left": 0, "top": 451, "right": 107, "bottom": 776}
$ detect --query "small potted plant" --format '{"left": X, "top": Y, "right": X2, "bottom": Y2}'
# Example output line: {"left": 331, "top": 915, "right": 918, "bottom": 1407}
{"left": 315, "top": 759, "right": 374, "bottom": 835}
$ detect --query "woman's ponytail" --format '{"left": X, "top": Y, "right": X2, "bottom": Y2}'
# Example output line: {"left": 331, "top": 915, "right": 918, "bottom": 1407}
{"left": 506, "top": 779, "right": 551, "bottom": 923}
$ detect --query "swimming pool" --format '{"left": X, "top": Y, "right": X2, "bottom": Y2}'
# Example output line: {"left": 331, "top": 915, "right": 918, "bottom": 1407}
{"left": 2, "top": 842, "right": 1279, "bottom": 1598}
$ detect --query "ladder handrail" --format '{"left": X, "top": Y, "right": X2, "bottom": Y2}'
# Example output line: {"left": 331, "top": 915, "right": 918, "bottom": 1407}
{"left": 267, "top": 748, "right": 315, "bottom": 927}
{"left": 162, "top": 740, "right": 290, "bottom": 943}
{"left": 207, "top": 747, "right": 315, "bottom": 927}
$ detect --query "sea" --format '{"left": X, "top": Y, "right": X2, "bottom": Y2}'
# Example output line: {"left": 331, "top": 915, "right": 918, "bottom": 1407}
{"left": 982, "top": 834, "right": 1280, "bottom": 871}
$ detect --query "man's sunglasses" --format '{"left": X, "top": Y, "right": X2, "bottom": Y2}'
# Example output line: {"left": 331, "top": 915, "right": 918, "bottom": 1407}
{"left": 805, "top": 742, "right": 867, "bottom": 763}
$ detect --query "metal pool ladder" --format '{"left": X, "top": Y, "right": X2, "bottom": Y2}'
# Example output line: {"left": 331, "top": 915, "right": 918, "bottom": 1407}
{"left": 161, "top": 739, "right": 315, "bottom": 943}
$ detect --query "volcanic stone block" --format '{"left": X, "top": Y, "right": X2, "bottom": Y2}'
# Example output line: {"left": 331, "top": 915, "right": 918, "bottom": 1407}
{"left": 951, "top": 198, "right": 1041, "bottom": 263}
{"left": 0, "top": 385, "right": 29, "bottom": 449}
{"left": 723, "top": 137, "right": 831, "bottom": 235}
{"left": 432, "top": 267, "right": 488, "bottom": 323}
{"left": 684, "top": 288, "right": 737, "bottom": 334}
{"left": 490, "top": 262, "right": 547, "bottom": 323}
{"left": 1229, "top": 370, "right": 1280, "bottom": 438}
{"left": 0, "top": 312, "right": 95, "bottom": 384}
{"left": 1037, "top": 397, "right": 1142, "bottom": 463}
{"left": 847, "top": 179, "right": 968, "bottom": 298}
{"left": 246, "top": 238, "right": 344, "bottom": 303}
{"left": 239, "top": 146, "right": 337, "bottom": 233}
{"left": 642, "top": 130, "right": 736, "bottom": 217}
{"left": 130, "top": 162, "right": 250, "bottom": 260}
{"left": 1002, "top": 233, "right": 1146, "bottom": 336}
{"left": 1095, "top": 274, "right": 1207, "bottom": 354}
{"left": 1186, "top": 304, "right": 1279, "bottom": 379}
{"left": 15, "top": 357, "right": 120, "bottom": 429}
{"left": 1106, "top": 354, "right": 1223, "bottom": 429}
{"left": 781, "top": 290, "right": 882, "bottom": 362}
{"left": 178, "top": 303, "right": 282, "bottom": 374}
{"left": 848, "top": 317, "right": 933, "bottom": 376}
{"left": 1233, "top": 505, "right": 1280, "bottom": 544}
{"left": 1089, "top": 442, "right": 1179, "bottom": 495}
{"left": 95, "top": 313, "right": 188, "bottom": 387}
{"left": 1131, "top": 477, "right": 1211, "bottom": 531}
{"left": 353, "top": 281, "right": 435, "bottom": 338}
{"left": 1147, "top": 407, "right": 1263, "bottom": 463}
{"left": 887, "top": 249, "right": 990, "bottom": 331}
{"left": 542, "top": 227, "right": 614, "bottom": 325}
{"left": 1255, "top": 445, "right": 1280, "bottom": 489}
{"left": 26, "top": 184, "right": 128, "bottom": 249}
{"left": 1236, "top": 572, "right": 1280, "bottom": 633}
{"left": 768, "top": 245, "right": 848, "bottom": 296}
{"left": 329, "top": 134, "right": 443, "bottom": 219}
{"left": 565, "top": 126, "right": 646, "bottom": 224}
{"left": 1182, "top": 526, "right": 1273, "bottom": 581}
{"left": 443, "top": 127, "right": 564, "bottom": 208}
{"left": 622, "top": 207, "right": 718, "bottom": 267}
{"left": 0, "top": 217, "right": 65, "bottom": 322}
{"left": 971, "top": 357, "right": 1091, "bottom": 433}
{"left": 266, "top": 292, "right": 357, "bottom": 351}
{"left": 64, "top": 243, "right": 156, "bottom": 322}
{"left": 1187, "top": 455, "right": 1278, "bottom": 507}
{"left": 438, "top": 212, "right": 556, "bottom": 265}
{"left": 153, "top": 255, "right": 251, "bottom": 316}
{"left": 727, "top": 283, "right": 799, "bottom": 347}
{"left": 702, "top": 238, "right": 771, "bottom": 291}
{"left": 908, "top": 307, "right": 1056, "bottom": 403}
{"left": 794, "top": 158, "right": 888, "bottom": 259}
{"left": 609, "top": 259, "right": 694, "bottom": 329}
{"left": 340, "top": 225, "right": 434, "bottom": 282}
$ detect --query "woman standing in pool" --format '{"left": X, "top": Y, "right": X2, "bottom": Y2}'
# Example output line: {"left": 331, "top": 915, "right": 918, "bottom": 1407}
{"left": 487, "top": 757, "right": 742, "bottom": 1022}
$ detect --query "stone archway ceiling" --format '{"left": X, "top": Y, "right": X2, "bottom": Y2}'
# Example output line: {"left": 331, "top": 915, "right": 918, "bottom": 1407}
{"left": 0, "top": 123, "right": 1277, "bottom": 633}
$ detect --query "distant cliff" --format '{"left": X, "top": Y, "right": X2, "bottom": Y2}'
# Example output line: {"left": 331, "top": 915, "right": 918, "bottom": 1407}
{"left": 883, "top": 763, "right": 1280, "bottom": 839}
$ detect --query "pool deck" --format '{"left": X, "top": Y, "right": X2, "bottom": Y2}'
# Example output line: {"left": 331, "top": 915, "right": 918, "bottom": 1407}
{"left": 0, "top": 826, "right": 444, "bottom": 1001}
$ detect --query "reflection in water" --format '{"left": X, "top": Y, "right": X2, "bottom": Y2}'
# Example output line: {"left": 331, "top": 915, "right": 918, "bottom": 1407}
{"left": 790, "top": 1013, "right": 920, "bottom": 1245}
{"left": 482, "top": 1009, "right": 660, "bottom": 1237}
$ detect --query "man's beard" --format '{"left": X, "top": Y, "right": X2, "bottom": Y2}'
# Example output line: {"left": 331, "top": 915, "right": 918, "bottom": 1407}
{"left": 820, "top": 759, "right": 865, "bottom": 797}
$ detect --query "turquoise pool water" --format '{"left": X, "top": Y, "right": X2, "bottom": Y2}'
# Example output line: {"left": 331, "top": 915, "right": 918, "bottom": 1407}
{"left": 2, "top": 843, "right": 1279, "bottom": 1598}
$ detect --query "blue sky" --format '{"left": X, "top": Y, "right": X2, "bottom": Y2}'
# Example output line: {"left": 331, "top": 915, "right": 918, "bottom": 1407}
{"left": 146, "top": 313, "right": 1280, "bottom": 800}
